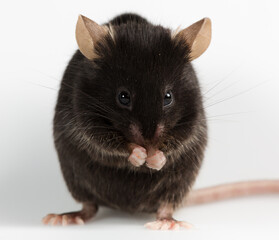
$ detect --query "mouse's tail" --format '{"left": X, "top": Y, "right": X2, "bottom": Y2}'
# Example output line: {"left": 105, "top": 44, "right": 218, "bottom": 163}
{"left": 183, "top": 179, "right": 279, "bottom": 206}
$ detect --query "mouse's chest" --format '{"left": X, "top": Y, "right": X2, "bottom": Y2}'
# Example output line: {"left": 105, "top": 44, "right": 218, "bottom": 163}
{"left": 77, "top": 162, "right": 193, "bottom": 213}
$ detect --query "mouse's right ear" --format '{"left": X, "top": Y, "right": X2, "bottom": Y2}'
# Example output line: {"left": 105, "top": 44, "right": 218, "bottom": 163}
{"left": 174, "top": 18, "right": 212, "bottom": 61}
{"left": 75, "top": 15, "right": 109, "bottom": 60}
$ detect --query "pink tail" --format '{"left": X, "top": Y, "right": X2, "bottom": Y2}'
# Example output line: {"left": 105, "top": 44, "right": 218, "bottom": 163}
{"left": 184, "top": 180, "right": 279, "bottom": 206}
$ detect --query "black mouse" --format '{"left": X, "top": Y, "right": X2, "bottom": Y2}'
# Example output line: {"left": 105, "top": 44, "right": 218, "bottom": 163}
{"left": 42, "top": 13, "right": 279, "bottom": 230}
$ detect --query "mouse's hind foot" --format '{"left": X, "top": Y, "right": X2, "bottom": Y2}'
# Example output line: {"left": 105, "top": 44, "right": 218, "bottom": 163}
{"left": 144, "top": 218, "right": 193, "bottom": 230}
{"left": 42, "top": 202, "right": 98, "bottom": 226}
{"left": 144, "top": 203, "right": 193, "bottom": 230}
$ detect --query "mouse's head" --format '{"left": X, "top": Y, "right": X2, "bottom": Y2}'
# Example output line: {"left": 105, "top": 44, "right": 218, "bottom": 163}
{"left": 73, "top": 15, "right": 211, "bottom": 163}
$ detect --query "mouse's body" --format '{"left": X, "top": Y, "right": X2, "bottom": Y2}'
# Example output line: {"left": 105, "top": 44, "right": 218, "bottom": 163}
{"left": 53, "top": 13, "right": 206, "bottom": 213}
{"left": 43, "top": 13, "right": 279, "bottom": 230}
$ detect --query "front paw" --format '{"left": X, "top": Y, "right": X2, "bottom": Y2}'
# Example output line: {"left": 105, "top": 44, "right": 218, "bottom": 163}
{"left": 128, "top": 145, "right": 147, "bottom": 167}
{"left": 146, "top": 150, "right": 166, "bottom": 171}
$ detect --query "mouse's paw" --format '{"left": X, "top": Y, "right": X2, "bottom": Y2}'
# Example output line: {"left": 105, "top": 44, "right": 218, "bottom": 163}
{"left": 128, "top": 145, "right": 147, "bottom": 167}
{"left": 43, "top": 203, "right": 98, "bottom": 226}
{"left": 144, "top": 219, "right": 193, "bottom": 231}
{"left": 146, "top": 150, "right": 166, "bottom": 171}
{"left": 42, "top": 212, "right": 85, "bottom": 226}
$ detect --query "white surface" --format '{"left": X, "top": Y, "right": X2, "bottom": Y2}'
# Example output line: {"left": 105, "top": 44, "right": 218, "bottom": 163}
{"left": 0, "top": 0, "right": 279, "bottom": 239}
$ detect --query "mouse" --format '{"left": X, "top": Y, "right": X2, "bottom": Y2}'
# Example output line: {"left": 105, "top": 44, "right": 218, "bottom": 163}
{"left": 42, "top": 13, "right": 279, "bottom": 230}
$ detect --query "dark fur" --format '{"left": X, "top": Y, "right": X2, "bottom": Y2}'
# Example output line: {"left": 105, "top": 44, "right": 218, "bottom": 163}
{"left": 54, "top": 13, "right": 207, "bottom": 213}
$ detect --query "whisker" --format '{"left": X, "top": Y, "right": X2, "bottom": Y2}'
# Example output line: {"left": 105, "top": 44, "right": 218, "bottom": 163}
{"left": 204, "top": 80, "right": 269, "bottom": 109}
{"left": 202, "top": 66, "right": 241, "bottom": 96}
{"left": 27, "top": 81, "right": 58, "bottom": 91}
{"left": 204, "top": 78, "right": 242, "bottom": 102}
{"left": 174, "top": 111, "right": 247, "bottom": 127}
{"left": 32, "top": 69, "right": 62, "bottom": 82}
{"left": 54, "top": 125, "right": 116, "bottom": 130}
{"left": 206, "top": 111, "right": 251, "bottom": 118}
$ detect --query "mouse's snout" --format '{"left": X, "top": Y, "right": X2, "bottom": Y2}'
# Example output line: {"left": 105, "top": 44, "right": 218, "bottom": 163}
{"left": 129, "top": 123, "right": 164, "bottom": 147}
{"left": 128, "top": 122, "right": 166, "bottom": 170}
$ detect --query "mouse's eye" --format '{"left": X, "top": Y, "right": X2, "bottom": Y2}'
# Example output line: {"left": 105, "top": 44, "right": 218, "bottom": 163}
{"left": 118, "top": 91, "right": 131, "bottom": 106}
{"left": 164, "top": 91, "right": 173, "bottom": 106}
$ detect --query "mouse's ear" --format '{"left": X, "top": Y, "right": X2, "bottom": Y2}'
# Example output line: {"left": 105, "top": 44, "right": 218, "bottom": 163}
{"left": 175, "top": 18, "right": 211, "bottom": 61}
{"left": 75, "top": 15, "right": 109, "bottom": 60}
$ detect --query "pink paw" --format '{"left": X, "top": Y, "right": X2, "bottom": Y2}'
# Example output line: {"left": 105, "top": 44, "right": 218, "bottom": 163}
{"left": 128, "top": 145, "right": 147, "bottom": 167}
{"left": 144, "top": 219, "right": 193, "bottom": 230}
{"left": 146, "top": 150, "right": 166, "bottom": 170}
{"left": 42, "top": 213, "right": 85, "bottom": 226}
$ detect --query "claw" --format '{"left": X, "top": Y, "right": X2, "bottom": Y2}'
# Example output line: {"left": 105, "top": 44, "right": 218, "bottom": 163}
{"left": 62, "top": 215, "right": 68, "bottom": 226}
{"left": 75, "top": 216, "right": 84, "bottom": 225}
{"left": 145, "top": 219, "right": 193, "bottom": 230}
{"left": 43, "top": 212, "right": 86, "bottom": 226}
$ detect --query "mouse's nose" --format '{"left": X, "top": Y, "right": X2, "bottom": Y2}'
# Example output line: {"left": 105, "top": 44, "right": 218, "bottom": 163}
{"left": 142, "top": 120, "right": 157, "bottom": 140}
{"left": 142, "top": 122, "right": 164, "bottom": 142}
{"left": 129, "top": 122, "right": 164, "bottom": 145}
{"left": 129, "top": 123, "right": 144, "bottom": 146}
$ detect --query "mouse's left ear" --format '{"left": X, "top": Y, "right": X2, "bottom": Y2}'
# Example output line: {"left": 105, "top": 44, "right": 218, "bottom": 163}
{"left": 174, "top": 18, "right": 211, "bottom": 61}
{"left": 75, "top": 15, "right": 110, "bottom": 60}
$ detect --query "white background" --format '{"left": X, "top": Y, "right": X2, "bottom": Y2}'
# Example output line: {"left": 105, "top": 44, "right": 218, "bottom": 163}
{"left": 0, "top": 0, "right": 278, "bottom": 239}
